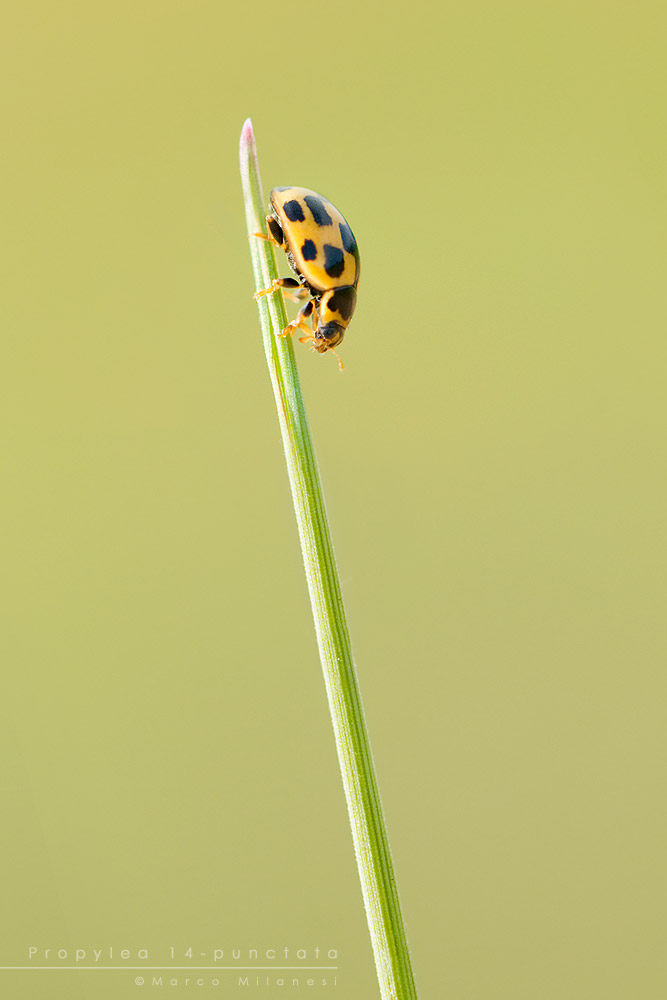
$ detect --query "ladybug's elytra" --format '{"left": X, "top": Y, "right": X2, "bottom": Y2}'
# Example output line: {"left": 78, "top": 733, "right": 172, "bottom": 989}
{"left": 253, "top": 187, "right": 360, "bottom": 369}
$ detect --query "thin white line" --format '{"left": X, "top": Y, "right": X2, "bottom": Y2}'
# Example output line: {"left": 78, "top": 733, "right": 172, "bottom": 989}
{"left": 0, "top": 966, "right": 338, "bottom": 971}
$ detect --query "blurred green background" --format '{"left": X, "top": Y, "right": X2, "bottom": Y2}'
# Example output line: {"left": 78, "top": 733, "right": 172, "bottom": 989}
{"left": 1, "top": 2, "right": 666, "bottom": 997}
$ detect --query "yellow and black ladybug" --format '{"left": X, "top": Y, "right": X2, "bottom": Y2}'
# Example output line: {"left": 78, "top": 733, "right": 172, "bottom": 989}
{"left": 254, "top": 187, "right": 360, "bottom": 369}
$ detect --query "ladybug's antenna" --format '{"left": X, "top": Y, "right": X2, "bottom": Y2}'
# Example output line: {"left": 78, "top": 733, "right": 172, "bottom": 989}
{"left": 330, "top": 348, "right": 345, "bottom": 372}
{"left": 298, "top": 333, "right": 345, "bottom": 372}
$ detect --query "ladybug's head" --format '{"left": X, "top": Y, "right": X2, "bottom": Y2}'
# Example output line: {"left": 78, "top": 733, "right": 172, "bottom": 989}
{"left": 298, "top": 319, "right": 346, "bottom": 371}
{"left": 313, "top": 321, "right": 346, "bottom": 353}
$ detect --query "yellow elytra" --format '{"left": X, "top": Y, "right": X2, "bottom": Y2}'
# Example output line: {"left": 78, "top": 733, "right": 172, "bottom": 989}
{"left": 253, "top": 186, "right": 360, "bottom": 369}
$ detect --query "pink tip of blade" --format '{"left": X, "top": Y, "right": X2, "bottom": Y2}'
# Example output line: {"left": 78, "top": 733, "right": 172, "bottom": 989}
{"left": 240, "top": 117, "right": 255, "bottom": 152}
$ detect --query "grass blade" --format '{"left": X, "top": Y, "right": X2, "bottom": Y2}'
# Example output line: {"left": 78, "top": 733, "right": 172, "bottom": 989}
{"left": 239, "top": 118, "right": 418, "bottom": 1000}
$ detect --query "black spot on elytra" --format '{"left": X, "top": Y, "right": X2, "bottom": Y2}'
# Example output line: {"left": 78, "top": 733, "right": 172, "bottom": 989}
{"left": 323, "top": 244, "right": 345, "bottom": 279}
{"left": 304, "top": 196, "right": 333, "bottom": 227}
{"left": 327, "top": 286, "right": 356, "bottom": 321}
{"left": 301, "top": 239, "right": 317, "bottom": 261}
{"left": 283, "top": 199, "right": 305, "bottom": 222}
{"left": 339, "top": 222, "right": 357, "bottom": 255}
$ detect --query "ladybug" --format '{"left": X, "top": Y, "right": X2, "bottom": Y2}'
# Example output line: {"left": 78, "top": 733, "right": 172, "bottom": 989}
{"left": 254, "top": 186, "right": 360, "bottom": 369}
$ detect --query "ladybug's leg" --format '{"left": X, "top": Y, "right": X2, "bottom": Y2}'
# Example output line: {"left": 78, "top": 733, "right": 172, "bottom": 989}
{"left": 282, "top": 283, "right": 309, "bottom": 304}
{"left": 280, "top": 298, "right": 315, "bottom": 339}
{"left": 252, "top": 214, "right": 284, "bottom": 249}
{"left": 292, "top": 284, "right": 310, "bottom": 301}
{"left": 254, "top": 277, "right": 301, "bottom": 301}
{"left": 252, "top": 232, "right": 276, "bottom": 245}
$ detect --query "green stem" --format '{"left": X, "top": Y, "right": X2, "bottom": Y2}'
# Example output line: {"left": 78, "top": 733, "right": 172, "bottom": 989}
{"left": 239, "top": 119, "right": 418, "bottom": 1000}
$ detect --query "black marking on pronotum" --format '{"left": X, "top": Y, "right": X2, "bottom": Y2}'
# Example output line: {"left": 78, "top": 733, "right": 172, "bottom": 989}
{"left": 304, "top": 196, "right": 333, "bottom": 227}
{"left": 268, "top": 216, "right": 284, "bottom": 244}
{"left": 327, "top": 286, "right": 356, "bottom": 321}
{"left": 273, "top": 186, "right": 291, "bottom": 192}
{"left": 283, "top": 199, "right": 305, "bottom": 222}
{"left": 339, "top": 222, "right": 357, "bottom": 255}
{"left": 323, "top": 244, "right": 345, "bottom": 279}
{"left": 301, "top": 239, "right": 317, "bottom": 261}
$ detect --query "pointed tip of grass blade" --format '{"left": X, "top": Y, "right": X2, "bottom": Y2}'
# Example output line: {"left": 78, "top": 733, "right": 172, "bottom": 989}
{"left": 239, "top": 117, "right": 255, "bottom": 158}
{"left": 239, "top": 117, "right": 262, "bottom": 213}
{"left": 240, "top": 116, "right": 254, "bottom": 141}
